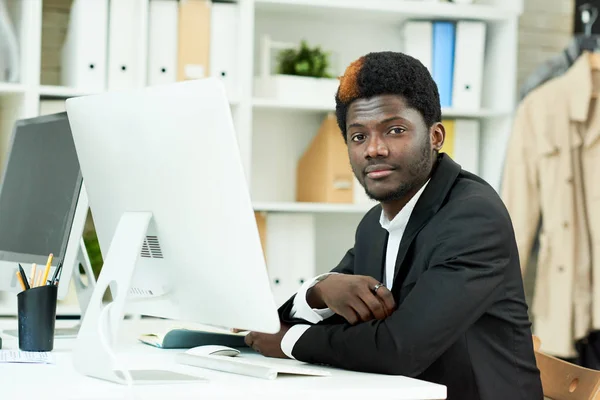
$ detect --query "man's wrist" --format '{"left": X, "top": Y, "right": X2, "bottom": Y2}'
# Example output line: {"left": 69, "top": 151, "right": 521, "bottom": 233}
{"left": 306, "top": 282, "right": 326, "bottom": 309}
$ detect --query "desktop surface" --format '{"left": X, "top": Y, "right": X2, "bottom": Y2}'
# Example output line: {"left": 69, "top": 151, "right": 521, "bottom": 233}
{"left": 0, "top": 318, "right": 447, "bottom": 400}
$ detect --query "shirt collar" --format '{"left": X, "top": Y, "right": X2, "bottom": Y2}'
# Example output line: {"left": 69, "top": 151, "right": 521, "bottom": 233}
{"left": 379, "top": 179, "right": 430, "bottom": 232}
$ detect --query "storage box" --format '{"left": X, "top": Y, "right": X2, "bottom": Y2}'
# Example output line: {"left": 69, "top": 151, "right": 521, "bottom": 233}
{"left": 296, "top": 113, "right": 354, "bottom": 203}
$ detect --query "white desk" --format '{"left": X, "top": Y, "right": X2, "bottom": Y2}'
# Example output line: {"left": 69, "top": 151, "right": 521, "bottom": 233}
{"left": 0, "top": 319, "right": 446, "bottom": 400}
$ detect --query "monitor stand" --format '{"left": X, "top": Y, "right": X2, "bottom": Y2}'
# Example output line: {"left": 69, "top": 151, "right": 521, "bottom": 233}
{"left": 53, "top": 237, "right": 97, "bottom": 338}
{"left": 72, "top": 212, "right": 203, "bottom": 384}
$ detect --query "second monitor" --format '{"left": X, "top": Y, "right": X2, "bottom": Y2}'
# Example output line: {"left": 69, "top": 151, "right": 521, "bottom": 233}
{"left": 0, "top": 112, "right": 95, "bottom": 321}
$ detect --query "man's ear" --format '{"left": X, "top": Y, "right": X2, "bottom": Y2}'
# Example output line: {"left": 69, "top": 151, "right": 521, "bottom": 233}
{"left": 430, "top": 122, "right": 445, "bottom": 152}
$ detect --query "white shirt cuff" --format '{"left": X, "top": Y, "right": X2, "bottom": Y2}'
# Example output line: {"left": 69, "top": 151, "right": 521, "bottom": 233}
{"left": 289, "top": 273, "right": 337, "bottom": 324}
{"left": 281, "top": 324, "right": 311, "bottom": 359}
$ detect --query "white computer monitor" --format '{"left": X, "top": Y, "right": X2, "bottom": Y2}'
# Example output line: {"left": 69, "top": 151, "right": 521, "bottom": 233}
{"left": 65, "top": 78, "right": 281, "bottom": 384}
{"left": 0, "top": 113, "right": 95, "bottom": 314}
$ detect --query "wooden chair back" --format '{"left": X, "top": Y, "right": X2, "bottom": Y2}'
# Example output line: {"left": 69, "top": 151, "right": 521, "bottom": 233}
{"left": 533, "top": 335, "right": 600, "bottom": 399}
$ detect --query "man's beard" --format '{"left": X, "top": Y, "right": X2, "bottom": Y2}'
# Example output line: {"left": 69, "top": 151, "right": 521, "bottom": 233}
{"left": 357, "top": 137, "right": 432, "bottom": 203}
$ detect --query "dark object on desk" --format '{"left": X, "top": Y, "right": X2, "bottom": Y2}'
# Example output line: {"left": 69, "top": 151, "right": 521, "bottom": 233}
{"left": 17, "top": 284, "right": 57, "bottom": 352}
{"left": 139, "top": 328, "right": 247, "bottom": 349}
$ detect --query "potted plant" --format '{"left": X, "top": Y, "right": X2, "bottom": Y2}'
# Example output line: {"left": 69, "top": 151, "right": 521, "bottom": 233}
{"left": 276, "top": 40, "right": 333, "bottom": 79}
{"left": 254, "top": 36, "right": 340, "bottom": 108}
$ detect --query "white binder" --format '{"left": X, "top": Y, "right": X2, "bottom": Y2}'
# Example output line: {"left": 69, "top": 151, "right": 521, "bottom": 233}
{"left": 147, "top": 0, "right": 178, "bottom": 86}
{"left": 453, "top": 119, "right": 480, "bottom": 174}
{"left": 209, "top": 2, "right": 238, "bottom": 102}
{"left": 402, "top": 20, "right": 432, "bottom": 73}
{"left": 266, "top": 214, "right": 315, "bottom": 307}
{"left": 107, "top": 0, "right": 146, "bottom": 90}
{"left": 452, "top": 21, "right": 486, "bottom": 110}
{"left": 61, "top": 0, "right": 109, "bottom": 91}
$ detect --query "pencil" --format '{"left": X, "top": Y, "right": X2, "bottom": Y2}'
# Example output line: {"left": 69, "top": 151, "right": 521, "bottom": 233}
{"left": 41, "top": 253, "right": 53, "bottom": 286}
{"left": 15, "top": 271, "right": 26, "bottom": 291}
{"left": 30, "top": 264, "right": 37, "bottom": 287}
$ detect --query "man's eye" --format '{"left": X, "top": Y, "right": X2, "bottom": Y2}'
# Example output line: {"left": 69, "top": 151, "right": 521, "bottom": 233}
{"left": 389, "top": 127, "right": 404, "bottom": 135}
{"left": 352, "top": 134, "right": 365, "bottom": 142}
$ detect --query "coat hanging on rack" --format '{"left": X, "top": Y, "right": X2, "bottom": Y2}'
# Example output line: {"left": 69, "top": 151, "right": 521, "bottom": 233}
{"left": 502, "top": 48, "right": 600, "bottom": 358}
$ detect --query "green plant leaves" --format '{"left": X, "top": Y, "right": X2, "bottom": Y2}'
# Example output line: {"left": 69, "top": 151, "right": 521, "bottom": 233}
{"left": 276, "top": 40, "right": 332, "bottom": 78}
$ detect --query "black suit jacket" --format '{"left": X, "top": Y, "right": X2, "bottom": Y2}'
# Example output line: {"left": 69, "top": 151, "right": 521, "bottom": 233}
{"left": 279, "top": 154, "right": 543, "bottom": 400}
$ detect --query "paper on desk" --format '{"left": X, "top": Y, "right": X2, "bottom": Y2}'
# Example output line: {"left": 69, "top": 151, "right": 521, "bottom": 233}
{"left": 0, "top": 350, "right": 55, "bottom": 364}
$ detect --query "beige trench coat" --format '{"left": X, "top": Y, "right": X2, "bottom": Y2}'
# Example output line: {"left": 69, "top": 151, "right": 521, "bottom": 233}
{"left": 501, "top": 52, "right": 600, "bottom": 358}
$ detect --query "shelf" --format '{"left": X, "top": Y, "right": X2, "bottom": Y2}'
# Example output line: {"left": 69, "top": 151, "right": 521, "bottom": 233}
{"left": 441, "top": 108, "right": 510, "bottom": 118}
{"left": 255, "top": 0, "right": 519, "bottom": 22}
{"left": 0, "top": 82, "right": 26, "bottom": 95}
{"left": 253, "top": 98, "right": 509, "bottom": 119}
{"left": 253, "top": 201, "right": 375, "bottom": 213}
{"left": 38, "top": 85, "right": 94, "bottom": 98}
{"left": 253, "top": 97, "right": 334, "bottom": 112}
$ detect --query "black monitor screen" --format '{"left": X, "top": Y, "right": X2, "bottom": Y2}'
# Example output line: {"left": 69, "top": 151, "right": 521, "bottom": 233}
{"left": 0, "top": 112, "right": 82, "bottom": 265}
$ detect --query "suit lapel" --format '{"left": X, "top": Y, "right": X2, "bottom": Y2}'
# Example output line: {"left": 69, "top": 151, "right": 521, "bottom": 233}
{"left": 392, "top": 154, "right": 461, "bottom": 284}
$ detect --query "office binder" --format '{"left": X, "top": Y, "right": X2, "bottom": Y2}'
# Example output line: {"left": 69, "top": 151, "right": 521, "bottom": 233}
{"left": 452, "top": 21, "right": 486, "bottom": 110}
{"left": 147, "top": 0, "right": 179, "bottom": 86}
{"left": 432, "top": 21, "right": 456, "bottom": 108}
{"left": 210, "top": 1, "right": 238, "bottom": 101}
{"left": 0, "top": 0, "right": 19, "bottom": 83}
{"left": 442, "top": 119, "right": 480, "bottom": 174}
{"left": 61, "top": 0, "right": 109, "bottom": 91}
{"left": 177, "top": 0, "right": 211, "bottom": 81}
{"left": 265, "top": 214, "right": 315, "bottom": 307}
{"left": 402, "top": 20, "right": 432, "bottom": 73}
{"left": 107, "top": 0, "right": 146, "bottom": 90}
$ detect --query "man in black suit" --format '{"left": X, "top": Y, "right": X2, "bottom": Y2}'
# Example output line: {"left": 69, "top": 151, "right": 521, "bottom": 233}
{"left": 244, "top": 51, "right": 543, "bottom": 400}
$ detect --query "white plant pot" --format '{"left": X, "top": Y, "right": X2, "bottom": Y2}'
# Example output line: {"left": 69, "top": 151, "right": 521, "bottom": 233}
{"left": 254, "top": 75, "right": 339, "bottom": 108}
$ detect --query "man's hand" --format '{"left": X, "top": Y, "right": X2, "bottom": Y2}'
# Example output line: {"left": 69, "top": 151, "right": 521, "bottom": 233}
{"left": 307, "top": 274, "right": 396, "bottom": 324}
{"left": 244, "top": 323, "right": 291, "bottom": 359}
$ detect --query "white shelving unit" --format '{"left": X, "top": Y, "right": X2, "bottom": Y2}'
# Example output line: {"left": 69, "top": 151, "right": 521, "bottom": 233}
{"left": 0, "top": 0, "right": 523, "bottom": 312}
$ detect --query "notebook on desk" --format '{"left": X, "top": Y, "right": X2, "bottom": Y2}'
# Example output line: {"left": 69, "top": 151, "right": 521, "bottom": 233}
{"left": 176, "top": 351, "right": 331, "bottom": 380}
{"left": 138, "top": 323, "right": 248, "bottom": 349}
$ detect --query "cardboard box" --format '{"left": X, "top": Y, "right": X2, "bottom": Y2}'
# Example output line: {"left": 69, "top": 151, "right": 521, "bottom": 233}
{"left": 296, "top": 113, "right": 354, "bottom": 203}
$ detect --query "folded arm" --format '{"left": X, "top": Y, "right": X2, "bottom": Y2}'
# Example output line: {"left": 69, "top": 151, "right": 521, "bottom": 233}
{"left": 289, "top": 196, "right": 510, "bottom": 376}
{"left": 278, "top": 246, "right": 355, "bottom": 324}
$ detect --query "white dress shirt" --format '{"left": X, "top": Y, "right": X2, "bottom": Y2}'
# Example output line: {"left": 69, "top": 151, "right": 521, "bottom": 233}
{"left": 280, "top": 180, "right": 430, "bottom": 359}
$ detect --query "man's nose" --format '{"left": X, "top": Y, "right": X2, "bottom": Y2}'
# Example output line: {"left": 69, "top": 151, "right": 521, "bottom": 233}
{"left": 365, "top": 136, "right": 389, "bottom": 158}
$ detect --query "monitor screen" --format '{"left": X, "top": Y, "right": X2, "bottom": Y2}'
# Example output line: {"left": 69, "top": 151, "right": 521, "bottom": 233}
{"left": 0, "top": 112, "right": 82, "bottom": 266}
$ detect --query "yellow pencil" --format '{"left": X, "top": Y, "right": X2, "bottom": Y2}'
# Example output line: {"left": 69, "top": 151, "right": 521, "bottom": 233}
{"left": 15, "top": 271, "right": 26, "bottom": 291}
{"left": 41, "top": 253, "right": 53, "bottom": 286}
{"left": 30, "top": 264, "right": 37, "bottom": 287}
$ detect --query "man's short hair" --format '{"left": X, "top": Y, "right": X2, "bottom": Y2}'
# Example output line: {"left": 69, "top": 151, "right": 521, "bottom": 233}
{"left": 335, "top": 51, "right": 441, "bottom": 141}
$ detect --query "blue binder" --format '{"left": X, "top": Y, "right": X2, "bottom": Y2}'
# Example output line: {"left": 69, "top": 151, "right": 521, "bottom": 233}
{"left": 432, "top": 21, "right": 456, "bottom": 108}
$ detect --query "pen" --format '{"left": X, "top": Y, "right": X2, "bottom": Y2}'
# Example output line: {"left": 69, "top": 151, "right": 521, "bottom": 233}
{"left": 15, "top": 271, "right": 26, "bottom": 291}
{"left": 42, "top": 253, "right": 53, "bottom": 286}
{"left": 18, "top": 264, "right": 29, "bottom": 290}
{"left": 51, "top": 261, "right": 63, "bottom": 286}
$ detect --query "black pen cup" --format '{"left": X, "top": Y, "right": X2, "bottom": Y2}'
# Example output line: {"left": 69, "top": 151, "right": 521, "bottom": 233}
{"left": 17, "top": 284, "right": 57, "bottom": 352}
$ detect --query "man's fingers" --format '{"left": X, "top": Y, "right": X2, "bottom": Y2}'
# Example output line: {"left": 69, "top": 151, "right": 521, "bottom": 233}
{"left": 359, "top": 292, "right": 387, "bottom": 320}
{"left": 375, "top": 286, "right": 396, "bottom": 314}
{"left": 350, "top": 299, "right": 373, "bottom": 322}
{"left": 244, "top": 332, "right": 255, "bottom": 347}
{"left": 362, "top": 276, "right": 396, "bottom": 315}
{"left": 341, "top": 306, "right": 360, "bottom": 325}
